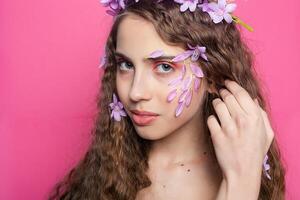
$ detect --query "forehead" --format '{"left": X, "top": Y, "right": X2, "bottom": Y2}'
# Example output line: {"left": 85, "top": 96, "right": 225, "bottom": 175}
{"left": 116, "top": 14, "right": 184, "bottom": 58}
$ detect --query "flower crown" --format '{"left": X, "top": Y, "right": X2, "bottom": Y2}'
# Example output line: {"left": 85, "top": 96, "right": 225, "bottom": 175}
{"left": 100, "top": 0, "right": 253, "bottom": 32}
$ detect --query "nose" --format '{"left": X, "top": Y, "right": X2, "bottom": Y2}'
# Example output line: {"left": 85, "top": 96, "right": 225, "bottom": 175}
{"left": 129, "top": 69, "right": 152, "bottom": 102}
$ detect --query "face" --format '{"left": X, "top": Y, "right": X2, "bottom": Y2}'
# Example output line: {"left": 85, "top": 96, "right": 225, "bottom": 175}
{"left": 115, "top": 14, "right": 208, "bottom": 140}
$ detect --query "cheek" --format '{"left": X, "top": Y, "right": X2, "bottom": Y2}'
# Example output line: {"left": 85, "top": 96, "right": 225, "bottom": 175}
{"left": 116, "top": 74, "right": 131, "bottom": 105}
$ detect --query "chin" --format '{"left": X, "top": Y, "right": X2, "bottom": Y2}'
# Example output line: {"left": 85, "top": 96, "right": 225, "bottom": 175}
{"left": 135, "top": 129, "right": 169, "bottom": 141}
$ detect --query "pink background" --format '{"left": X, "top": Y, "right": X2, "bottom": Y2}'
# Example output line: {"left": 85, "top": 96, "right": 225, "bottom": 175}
{"left": 1, "top": 0, "right": 299, "bottom": 199}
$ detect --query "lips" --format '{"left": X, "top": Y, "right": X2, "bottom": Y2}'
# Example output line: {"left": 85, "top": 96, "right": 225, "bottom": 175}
{"left": 130, "top": 110, "right": 159, "bottom": 126}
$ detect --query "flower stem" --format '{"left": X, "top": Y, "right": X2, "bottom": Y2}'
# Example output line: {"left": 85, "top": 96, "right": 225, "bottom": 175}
{"left": 231, "top": 15, "right": 254, "bottom": 32}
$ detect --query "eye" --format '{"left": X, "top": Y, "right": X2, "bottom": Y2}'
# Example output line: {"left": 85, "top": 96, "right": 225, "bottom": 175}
{"left": 156, "top": 63, "right": 174, "bottom": 74}
{"left": 117, "top": 60, "right": 133, "bottom": 71}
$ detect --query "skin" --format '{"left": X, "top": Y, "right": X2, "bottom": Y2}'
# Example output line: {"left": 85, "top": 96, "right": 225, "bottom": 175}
{"left": 115, "top": 14, "right": 274, "bottom": 200}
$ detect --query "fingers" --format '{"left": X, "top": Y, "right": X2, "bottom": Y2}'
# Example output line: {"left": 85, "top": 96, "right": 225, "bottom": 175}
{"left": 207, "top": 115, "right": 224, "bottom": 144}
{"left": 219, "top": 88, "right": 244, "bottom": 118}
{"left": 254, "top": 99, "right": 275, "bottom": 152}
{"left": 224, "top": 80, "right": 259, "bottom": 116}
{"left": 212, "top": 98, "right": 233, "bottom": 127}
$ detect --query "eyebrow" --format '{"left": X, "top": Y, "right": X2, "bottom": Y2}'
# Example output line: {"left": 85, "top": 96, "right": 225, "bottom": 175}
{"left": 115, "top": 52, "right": 176, "bottom": 62}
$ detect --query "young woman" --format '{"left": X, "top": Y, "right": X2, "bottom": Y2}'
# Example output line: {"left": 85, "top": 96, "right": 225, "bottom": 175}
{"left": 48, "top": 0, "right": 285, "bottom": 199}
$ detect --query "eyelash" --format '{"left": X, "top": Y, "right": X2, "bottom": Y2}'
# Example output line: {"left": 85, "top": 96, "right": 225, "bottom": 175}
{"left": 116, "top": 59, "right": 175, "bottom": 74}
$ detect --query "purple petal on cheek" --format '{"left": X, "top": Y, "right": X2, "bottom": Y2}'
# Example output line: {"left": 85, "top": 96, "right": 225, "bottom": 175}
{"left": 167, "top": 88, "right": 177, "bottom": 102}
{"left": 182, "top": 76, "right": 192, "bottom": 91}
{"left": 175, "top": 102, "right": 185, "bottom": 117}
{"left": 185, "top": 90, "right": 193, "bottom": 107}
{"left": 194, "top": 77, "right": 201, "bottom": 92}
{"left": 178, "top": 90, "right": 188, "bottom": 103}
{"left": 168, "top": 76, "right": 182, "bottom": 87}
{"left": 190, "top": 63, "right": 204, "bottom": 78}
{"left": 180, "top": 64, "right": 186, "bottom": 79}
{"left": 148, "top": 49, "right": 165, "bottom": 58}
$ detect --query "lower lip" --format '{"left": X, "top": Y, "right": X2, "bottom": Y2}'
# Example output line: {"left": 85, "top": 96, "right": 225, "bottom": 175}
{"left": 132, "top": 114, "right": 159, "bottom": 126}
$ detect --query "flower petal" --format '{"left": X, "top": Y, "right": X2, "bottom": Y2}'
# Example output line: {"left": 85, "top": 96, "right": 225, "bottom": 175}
{"left": 119, "top": 110, "right": 127, "bottom": 117}
{"left": 167, "top": 88, "right": 177, "bottom": 102}
{"left": 207, "top": 2, "right": 219, "bottom": 11}
{"left": 113, "top": 93, "right": 118, "bottom": 104}
{"left": 171, "top": 50, "right": 193, "bottom": 62}
{"left": 194, "top": 77, "right": 201, "bottom": 92}
{"left": 218, "top": 0, "right": 226, "bottom": 9}
{"left": 191, "top": 50, "right": 200, "bottom": 61}
{"left": 182, "top": 76, "right": 192, "bottom": 91}
{"left": 148, "top": 49, "right": 164, "bottom": 58}
{"left": 224, "top": 13, "right": 233, "bottom": 23}
{"left": 118, "top": 101, "right": 124, "bottom": 109}
{"left": 185, "top": 90, "right": 193, "bottom": 107}
{"left": 113, "top": 111, "right": 121, "bottom": 121}
{"left": 225, "top": 3, "right": 237, "bottom": 13}
{"left": 180, "top": 64, "right": 186, "bottom": 79}
{"left": 180, "top": 3, "right": 189, "bottom": 12}
{"left": 189, "top": 2, "right": 197, "bottom": 12}
{"left": 168, "top": 76, "right": 182, "bottom": 87}
{"left": 190, "top": 63, "right": 204, "bottom": 78}
{"left": 187, "top": 43, "right": 196, "bottom": 50}
{"left": 175, "top": 102, "right": 185, "bottom": 117}
{"left": 179, "top": 90, "right": 189, "bottom": 103}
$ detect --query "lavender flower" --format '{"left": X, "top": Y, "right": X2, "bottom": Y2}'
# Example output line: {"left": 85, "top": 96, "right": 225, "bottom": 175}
{"left": 171, "top": 43, "right": 208, "bottom": 62}
{"left": 100, "top": 0, "right": 139, "bottom": 16}
{"left": 197, "top": 0, "right": 211, "bottom": 12}
{"left": 206, "top": 0, "right": 237, "bottom": 23}
{"left": 109, "top": 93, "right": 127, "bottom": 121}
{"left": 99, "top": 53, "right": 107, "bottom": 69}
{"left": 263, "top": 154, "right": 272, "bottom": 180}
{"left": 174, "top": 0, "right": 199, "bottom": 12}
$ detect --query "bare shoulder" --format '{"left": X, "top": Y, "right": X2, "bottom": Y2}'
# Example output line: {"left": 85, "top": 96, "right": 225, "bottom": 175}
{"left": 136, "top": 158, "right": 222, "bottom": 200}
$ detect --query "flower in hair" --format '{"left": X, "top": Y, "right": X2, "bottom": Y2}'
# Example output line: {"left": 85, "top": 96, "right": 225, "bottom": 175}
{"left": 263, "top": 154, "right": 272, "bottom": 180}
{"left": 174, "top": 0, "right": 199, "bottom": 12}
{"left": 100, "top": 0, "right": 139, "bottom": 16}
{"left": 109, "top": 93, "right": 127, "bottom": 121}
{"left": 205, "top": 0, "right": 237, "bottom": 23}
{"left": 198, "top": 0, "right": 210, "bottom": 12}
{"left": 99, "top": 53, "right": 107, "bottom": 69}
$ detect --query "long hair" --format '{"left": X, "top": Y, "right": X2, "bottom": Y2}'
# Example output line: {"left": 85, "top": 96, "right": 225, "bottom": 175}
{"left": 48, "top": 0, "right": 285, "bottom": 199}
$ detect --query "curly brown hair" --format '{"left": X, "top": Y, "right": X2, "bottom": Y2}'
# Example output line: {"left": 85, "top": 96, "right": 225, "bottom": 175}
{"left": 48, "top": 0, "right": 286, "bottom": 199}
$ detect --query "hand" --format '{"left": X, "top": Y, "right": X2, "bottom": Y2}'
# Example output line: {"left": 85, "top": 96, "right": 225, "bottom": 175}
{"left": 207, "top": 80, "right": 274, "bottom": 199}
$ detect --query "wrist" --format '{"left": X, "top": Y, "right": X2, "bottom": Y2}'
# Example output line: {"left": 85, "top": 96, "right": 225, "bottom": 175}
{"left": 224, "top": 173, "right": 261, "bottom": 200}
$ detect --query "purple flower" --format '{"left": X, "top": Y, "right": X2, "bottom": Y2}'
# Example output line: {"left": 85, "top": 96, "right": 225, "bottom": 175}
{"left": 263, "top": 154, "right": 271, "bottom": 180}
{"left": 99, "top": 53, "right": 107, "bottom": 69}
{"left": 100, "top": 0, "right": 139, "bottom": 16}
{"left": 171, "top": 43, "right": 208, "bottom": 62}
{"left": 109, "top": 93, "right": 127, "bottom": 121}
{"left": 197, "top": 0, "right": 211, "bottom": 12}
{"left": 174, "top": 0, "right": 199, "bottom": 12}
{"left": 206, "top": 0, "right": 237, "bottom": 23}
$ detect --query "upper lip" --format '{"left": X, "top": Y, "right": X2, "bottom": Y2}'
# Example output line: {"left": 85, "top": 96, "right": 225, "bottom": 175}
{"left": 130, "top": 109, "right": 159, "bottom": 116}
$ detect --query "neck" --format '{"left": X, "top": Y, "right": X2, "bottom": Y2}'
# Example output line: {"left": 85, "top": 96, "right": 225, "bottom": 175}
{"left": 148, "top": 111, "right": 213, "bottom": 169}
